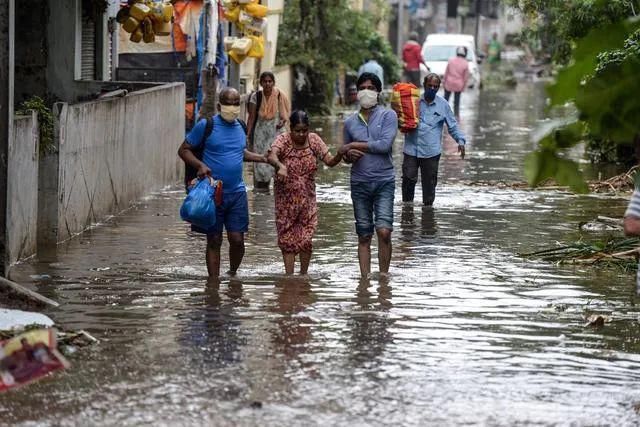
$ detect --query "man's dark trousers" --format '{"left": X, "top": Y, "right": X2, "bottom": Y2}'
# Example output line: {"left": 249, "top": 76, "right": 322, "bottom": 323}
{"left": 402, "top": 153, "right": 441, "bottom": 206}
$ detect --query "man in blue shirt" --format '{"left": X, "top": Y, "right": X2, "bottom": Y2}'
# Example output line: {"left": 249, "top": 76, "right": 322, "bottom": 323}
{"left": 340, "top": 72, "right": 398, "bottom": 278}
{"left": 178, "top": 87, "right": 268, "bottom": 279}
{"left": 402, "top": 73, "right": 466, "bottom": 206}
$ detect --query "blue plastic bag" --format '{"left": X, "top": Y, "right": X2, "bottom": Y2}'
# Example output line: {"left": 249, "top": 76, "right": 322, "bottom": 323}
{"left": 180, "top": 178, "right": 217, "bottom": 229}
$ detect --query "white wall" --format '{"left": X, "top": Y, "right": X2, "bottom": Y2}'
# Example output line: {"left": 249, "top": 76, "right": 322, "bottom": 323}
{"left": 8, "top": 112, "right": 39, "bottom": 264}
{"left": 54, "top": 83, "right": 185, "bottom": 242}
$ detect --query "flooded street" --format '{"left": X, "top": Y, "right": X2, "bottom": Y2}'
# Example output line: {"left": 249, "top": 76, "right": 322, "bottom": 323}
{"left": 3, "top": 80, "right": 640, "bottom": 425}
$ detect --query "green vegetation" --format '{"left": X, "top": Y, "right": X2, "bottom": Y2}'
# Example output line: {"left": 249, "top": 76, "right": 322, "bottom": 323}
{"left": 507, "top": 0, "right": 640, "bottom": 191}
{"left": 276, "top": 0, "right": 400, "bottom": 113}
{"left": 16, "top": 96, "right": 56, "bottom": 155}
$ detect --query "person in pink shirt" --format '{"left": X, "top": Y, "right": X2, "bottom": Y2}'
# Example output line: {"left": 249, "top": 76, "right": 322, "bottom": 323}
{"left": 443, "top": 46, "right": 470, "bottom": 115}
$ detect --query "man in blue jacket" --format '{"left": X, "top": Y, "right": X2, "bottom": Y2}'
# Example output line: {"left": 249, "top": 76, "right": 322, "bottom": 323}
{"left": 178, "top": 87, "right": 267, "bottom": 279}
{"left": 402, "top": 73, "right": 466, "bottom": 206}
{"left": 340, "top": 72, "right": 398, "bottom": 278}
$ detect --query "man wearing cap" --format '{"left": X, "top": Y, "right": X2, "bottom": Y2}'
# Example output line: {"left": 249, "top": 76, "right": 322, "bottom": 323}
{"left": 443, "top": 46, "right": 470, "bottom": 115}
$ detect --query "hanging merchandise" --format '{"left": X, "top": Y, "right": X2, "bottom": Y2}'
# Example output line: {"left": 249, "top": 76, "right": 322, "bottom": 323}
{"left": 246, "top": 35, "right": 264, "bottom": 58}
{"left": 221, "top": 0, "right": 269, "bottom": 61}
{"left": 224, "top": 6, "right": 241, "bottom": 23}
{"left": 243, "top": 16, "right": 266, "bottom": 36}
{"left": 118, "top": 1, "right": 175, "bottom": 44}
{"left": 231, "top": 37, "right": 253, "bottom": 55}
{"left": 201, "top": 0, "right": 219, "bottom": 71}
{"left": 130, "top": 3, "right": 151, "bottom": 21}
{"left": 195, "top": 0, "right": 220, "bottom": 119}
{"left": 215, "top": 23, "right": 227, "bottom": 84}
{"left": 224, "top": 36, "right": 238, "bottom": 52}
{"left": 228, "top": 50, "right": 247, "bottom": 64}
{"left": 153, "top": 19, "right": 172, "bottom": 36}
{"left": 244, "top": 3, "right": 267, "bottom": 18}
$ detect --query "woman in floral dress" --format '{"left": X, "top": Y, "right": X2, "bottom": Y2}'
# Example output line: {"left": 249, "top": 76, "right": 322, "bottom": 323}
{"left": 267, "top": 110, "right": 345, "bottom": 274}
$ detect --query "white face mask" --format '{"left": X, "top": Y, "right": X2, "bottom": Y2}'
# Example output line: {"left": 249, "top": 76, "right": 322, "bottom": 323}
{"left": 220, "top": 105, "right": 240, "bottom": 122}
{"left": 357, "top": 89, "right": 378, "bottom": 109}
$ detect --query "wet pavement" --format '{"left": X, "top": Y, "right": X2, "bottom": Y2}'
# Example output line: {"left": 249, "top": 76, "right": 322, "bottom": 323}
{"left": 3, "top": 79, "right": 640, "bottom": 426}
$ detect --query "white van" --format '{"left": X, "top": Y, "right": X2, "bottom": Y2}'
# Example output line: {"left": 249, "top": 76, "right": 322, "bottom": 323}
{"left": 419, "top": 34, "right": 482, "bottom": 90}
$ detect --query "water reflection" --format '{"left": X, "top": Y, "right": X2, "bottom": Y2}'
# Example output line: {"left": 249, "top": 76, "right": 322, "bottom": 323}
{"left": 271, "top": 276, "right": 315, "bottom": 361}
{"left": 346, "top": 277, "right": 394, "bottom": 368}
{"left": 399, "top": 204, "right": 438, "bottom": 242}
{"left": 179, "top": 278, "right": 247, "bottom": 364}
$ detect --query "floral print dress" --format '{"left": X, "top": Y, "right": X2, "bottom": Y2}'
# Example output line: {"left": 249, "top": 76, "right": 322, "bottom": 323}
{"left": 271, "top": 132, "right": 329, "bottom": 254}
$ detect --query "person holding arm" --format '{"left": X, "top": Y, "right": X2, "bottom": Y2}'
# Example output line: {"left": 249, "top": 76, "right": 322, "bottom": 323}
{"left": 623, "top": 188, "right": 640, "bottom": 293}
{"left": 341, "top": 72, "right": 398, "bottom": 278}
{"left": 178, "top": 87, "right": 268, "bottom": 279}
{"left": 267, "top": 110, "right": 344, "bottom": 275}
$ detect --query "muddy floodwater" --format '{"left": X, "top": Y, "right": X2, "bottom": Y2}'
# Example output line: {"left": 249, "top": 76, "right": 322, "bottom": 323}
{"left": 3, "top": 80, "right": 640, "bottom": 426}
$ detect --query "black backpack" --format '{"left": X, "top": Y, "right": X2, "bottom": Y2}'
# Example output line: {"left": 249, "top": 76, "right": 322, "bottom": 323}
{"left": 184, "top": 116, "right": 248, "bottom": 190}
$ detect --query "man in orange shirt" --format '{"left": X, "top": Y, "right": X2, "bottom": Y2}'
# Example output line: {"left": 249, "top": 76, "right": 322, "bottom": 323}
{"left": 402, "top": 32, "right": 428, "bottom": 86}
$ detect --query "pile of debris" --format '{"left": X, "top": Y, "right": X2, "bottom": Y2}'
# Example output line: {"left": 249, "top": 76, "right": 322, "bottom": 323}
{"left": 520, "top": 236, "right": 640, "bottom": 271}
{"left": 459, "top": 166, "right": 638, "bottom": 194}
{"left": 0, "top": 276, "right": 97, "bottom": 392}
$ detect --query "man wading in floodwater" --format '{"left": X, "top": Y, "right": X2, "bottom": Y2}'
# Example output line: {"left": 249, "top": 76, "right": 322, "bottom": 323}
{"left": 178, "top": 87, "right": 268, "bottom": 279}
{"left": 341, "top": 72, "right": 398, "bottom": 278}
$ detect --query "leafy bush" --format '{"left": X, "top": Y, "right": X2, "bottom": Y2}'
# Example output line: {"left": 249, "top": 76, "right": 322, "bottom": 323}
{"left": 15, "top": 96, "right": 56, "bottom": 155}
{"left": 277, "top": 0, "right": 399, "bottom": 113}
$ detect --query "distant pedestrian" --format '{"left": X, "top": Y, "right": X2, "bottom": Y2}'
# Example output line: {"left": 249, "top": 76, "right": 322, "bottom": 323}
{"left": 402, "top": 73, "right": 466, "bottom": 207}
{"left": 358, "top": 57, "right": 385, "bottom": 88}
{"left": 402, "top": 32, "right": 428, "bottom": 86}
{"left": 487, "top": 32, "right": 502, "bottom": 66}
{"left": 443, "top": 46, "right": 470, "bottom": 115}
{"left": 267, "top": 110, "right": 345, "bottom": 275}
{"left": 178, "top": 87, "right": 269, "bottom": 279}
{"left": 246, "top": 71, "right": 291, "bottom": 192}
{"left": 623, "top": 188, "right": 640, "bottom": 293}
{"left": 341, "top": 72, "right": 398, "bottom": 277}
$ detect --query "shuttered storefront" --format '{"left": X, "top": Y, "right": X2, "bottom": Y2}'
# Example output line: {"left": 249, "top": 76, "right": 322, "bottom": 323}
{"left": 80, "top": 15, "right": 96, "bottom": 80}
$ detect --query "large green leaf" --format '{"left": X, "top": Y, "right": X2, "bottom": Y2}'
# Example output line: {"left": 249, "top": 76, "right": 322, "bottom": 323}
{"left": 575, "top": 56, "right": 640, "bottom": 143}
{"left": 547, "top": 19, "right": 637, "bottom": 105}
{"left": 524, "top": 150, "right": 589, "bottom": 193}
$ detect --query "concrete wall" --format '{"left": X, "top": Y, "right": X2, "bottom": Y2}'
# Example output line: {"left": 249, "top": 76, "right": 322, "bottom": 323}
{"left": 273, "top": 65, "right": 292, "bottom": 104}
{"left": 8, "top": 113, "right": 39, "bottom": 264}
{"left": 52, "top": 82, "right": 184, "bottom": 242}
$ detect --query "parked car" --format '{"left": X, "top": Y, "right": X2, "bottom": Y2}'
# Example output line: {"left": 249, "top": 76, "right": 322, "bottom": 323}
{"left": 419, "top": 34, "right": 482, "bottom": 90}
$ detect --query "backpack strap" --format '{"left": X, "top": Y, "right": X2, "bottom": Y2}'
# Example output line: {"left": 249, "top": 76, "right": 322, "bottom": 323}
{"left": 237, "top": 118, "right": 248, "bottom": 134}
{"left": 255, "top": 90, "right": 263, "bottom": 114}
{"left": 200, "top": 117, "right": 214, "bottom": 148}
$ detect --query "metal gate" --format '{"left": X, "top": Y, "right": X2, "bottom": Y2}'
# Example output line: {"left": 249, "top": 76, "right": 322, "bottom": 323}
{"left": 81, "top": 16, "right": 96, "bottom": 80}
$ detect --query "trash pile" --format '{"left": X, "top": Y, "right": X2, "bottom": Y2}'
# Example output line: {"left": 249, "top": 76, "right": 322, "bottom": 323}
{"left": 0, "top": 318, "right": 98, "bottom": 392}
{"left": 520, "top": 236, "right": 640, "bottom": 271}
{"left": 0, "top": 328, "right": 69, "bottom": 392}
